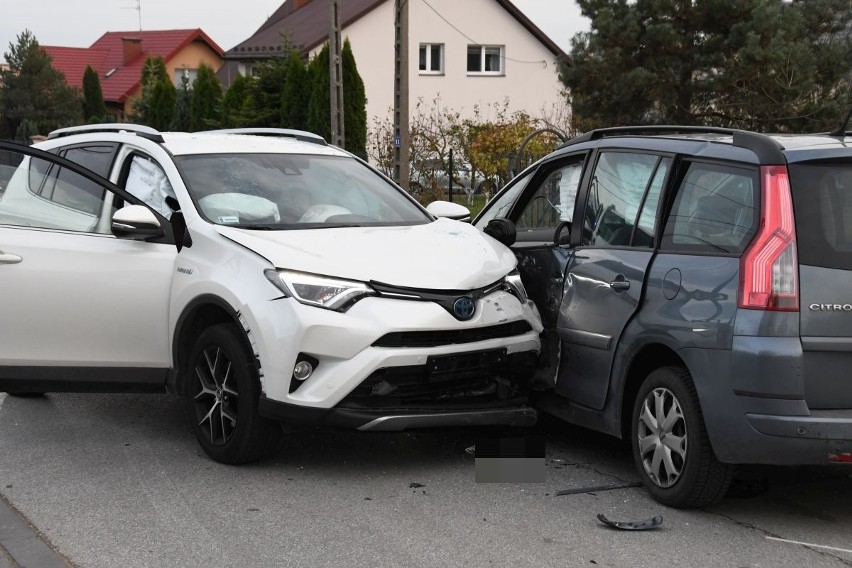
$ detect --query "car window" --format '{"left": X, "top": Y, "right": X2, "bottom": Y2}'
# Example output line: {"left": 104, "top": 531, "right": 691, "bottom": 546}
{"left": 516, "top": 160, "right": 583, "bottom": 232}
{"left": 582, "top": 152, "right": 661, "bottom": 247}
{"left": 473, "top": 169, "right": 535, "bottom": 228}
{"left": 789, "top": 162, "right": 852, "bottom": 269}
{"left": 123, "top": 155, "right": 176, "bottom": 219}
{"left": 176, "top": 153, "right": 429, "bottom": 228}
{"left": 0, "top": 149, "right": 116, "bottom": 233}
{"left": 662, "top": 162, "right": 757, "bottom": 254}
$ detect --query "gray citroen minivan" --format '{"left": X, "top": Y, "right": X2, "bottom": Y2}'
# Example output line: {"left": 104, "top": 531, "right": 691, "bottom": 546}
{"left": 475, "top": 125, "right": 852, "bottom": 507}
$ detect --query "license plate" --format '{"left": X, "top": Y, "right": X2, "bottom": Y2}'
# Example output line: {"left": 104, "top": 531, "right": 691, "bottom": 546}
{"left": 426, "top": 348, "right": 507, "bottom": 380}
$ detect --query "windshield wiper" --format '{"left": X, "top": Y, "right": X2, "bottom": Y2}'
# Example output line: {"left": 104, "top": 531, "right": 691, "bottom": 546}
{"left": 228, "top": 224, "right": 284, "bottom": 230}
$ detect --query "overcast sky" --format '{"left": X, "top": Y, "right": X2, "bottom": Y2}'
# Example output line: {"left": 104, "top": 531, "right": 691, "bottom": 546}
{"left": 1, "top": 0, "right": 588, "bottom": 63}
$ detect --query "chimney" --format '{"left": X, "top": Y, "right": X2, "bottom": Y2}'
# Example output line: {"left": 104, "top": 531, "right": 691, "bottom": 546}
{"left": 294, "top": 0, "right": 313, "bottom": 9}
{"left": 122, "top": 37, "right": 143, "bottom": 65}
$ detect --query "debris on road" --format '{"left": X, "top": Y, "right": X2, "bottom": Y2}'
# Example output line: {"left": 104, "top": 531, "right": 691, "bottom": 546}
{"left": 596, "top": 513, "right": 663, "bottom": 531}
{"left": 409, "top": 482, "right": 425, "bottom": 488}
{"left": 555, "top": 481, "right": 642, "bottom": 496}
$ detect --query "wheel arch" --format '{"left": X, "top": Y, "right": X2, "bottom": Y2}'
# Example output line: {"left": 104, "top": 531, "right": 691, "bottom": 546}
{"left": 170, "top": 295, "right": 249, "bottom": 397}
{"left": 618, "top": 343, "right": 686, "bottom": 440}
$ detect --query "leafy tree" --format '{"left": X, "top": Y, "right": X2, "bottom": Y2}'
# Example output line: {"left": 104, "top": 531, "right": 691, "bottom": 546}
{"left": 171, "top": 72, "right": 192, "bottom": 131}
{"left": 190, "top": 63, "right": 222, "bottom": 131}
{"left": 132, "top": 56, "right": 176, "bottom": 130}
{"left": 341, "top": 39, "right": 367, "bottom": 159}
{"left": 560, "top": 0, "right": 852, "bottom": 132}
{"left": 82, "top": 65, "right": 107, "bottom": 123}
{"left": 280, "top": 51, "right": 310, "bottom": 130}
{"left": 1, "top": 30, "right": 81, "bottom": 140}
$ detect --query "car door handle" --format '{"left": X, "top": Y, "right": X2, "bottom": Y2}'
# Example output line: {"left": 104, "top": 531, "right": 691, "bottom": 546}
{"left": 0, "top": 251, "right": 22, "bottom": 264}
{"left": 609, "top": 278, "right": 630, "bottom": 291}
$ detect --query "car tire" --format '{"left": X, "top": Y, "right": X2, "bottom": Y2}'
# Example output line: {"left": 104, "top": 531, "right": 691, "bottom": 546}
{"left": 631, "top": 366, "right": 733, "bottom": 508}
{"left": 186, "top": 323, "right": 281, "bottom": 464}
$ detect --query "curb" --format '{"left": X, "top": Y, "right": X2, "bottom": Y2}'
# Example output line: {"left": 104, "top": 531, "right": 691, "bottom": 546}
{"left": 0, "top": 491, "right": 72, "bottom": 568}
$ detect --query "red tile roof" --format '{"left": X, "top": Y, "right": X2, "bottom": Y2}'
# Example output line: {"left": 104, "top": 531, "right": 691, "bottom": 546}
{"left": 43, "top": 29, "right": 224, "bottom": 104}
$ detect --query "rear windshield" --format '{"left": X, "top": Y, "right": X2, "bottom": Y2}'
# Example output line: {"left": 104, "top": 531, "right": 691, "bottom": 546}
{"left": 790, "top": 162, "right": 852, "bottom": 270}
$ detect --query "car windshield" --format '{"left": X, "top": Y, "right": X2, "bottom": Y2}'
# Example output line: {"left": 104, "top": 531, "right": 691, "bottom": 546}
{"left": 175, "top": 153, "right": 430, "bottom": 229}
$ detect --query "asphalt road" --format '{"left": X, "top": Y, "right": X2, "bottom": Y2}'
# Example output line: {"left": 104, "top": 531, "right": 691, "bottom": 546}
{"left": 0, "top": 391, "right": 851, "bottom": 568}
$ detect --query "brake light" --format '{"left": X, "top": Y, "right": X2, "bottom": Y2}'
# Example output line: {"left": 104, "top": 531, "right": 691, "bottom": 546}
{"left": 738, "top": 165, "right": 799, "bottom": 311}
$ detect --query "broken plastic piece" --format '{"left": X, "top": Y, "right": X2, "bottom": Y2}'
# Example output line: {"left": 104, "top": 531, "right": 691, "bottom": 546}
{"left": 409, "top": 482, "right": 425, "bottom": 488}
{"left": 556, "top": 481, "right": 642, "bottom": 496}
{"left": 597, "top": 513, "right": 663, "bottom": 531}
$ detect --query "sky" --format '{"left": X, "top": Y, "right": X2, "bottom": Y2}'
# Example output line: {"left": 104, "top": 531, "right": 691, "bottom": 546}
{"left": 1, "top": 0, "right": 588, "bottom": 64}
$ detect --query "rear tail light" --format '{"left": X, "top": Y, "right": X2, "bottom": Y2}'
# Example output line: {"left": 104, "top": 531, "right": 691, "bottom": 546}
{"left": 738, "top": 165, "right": 799, "bottom": 311}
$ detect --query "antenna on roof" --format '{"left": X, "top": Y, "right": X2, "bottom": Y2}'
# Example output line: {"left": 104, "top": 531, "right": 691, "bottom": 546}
{"left": 122, "top": 0, "right": 142, "bottom": 31}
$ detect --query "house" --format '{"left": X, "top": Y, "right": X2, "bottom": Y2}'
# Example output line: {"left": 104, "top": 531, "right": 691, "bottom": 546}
{"left": 221, "top": 0, "right": 567, "bottom": 129}
{"left": 44, "top": 29, "right": 224, "bottom": 121}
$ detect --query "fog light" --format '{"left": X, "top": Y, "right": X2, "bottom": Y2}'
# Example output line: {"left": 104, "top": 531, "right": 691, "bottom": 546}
{"left": 293, "top": 361, "right": 313, "bottom": 381}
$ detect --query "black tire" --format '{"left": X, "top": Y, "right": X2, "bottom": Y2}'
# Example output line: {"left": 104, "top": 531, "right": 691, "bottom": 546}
{"left": 185, "top": 323, "right": 281, "bottom": 464}
{"left": 631, "top": 366, "right": 733, "bottom": 508}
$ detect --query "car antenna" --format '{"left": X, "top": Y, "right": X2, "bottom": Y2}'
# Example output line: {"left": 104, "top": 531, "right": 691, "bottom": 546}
{"left": 829, "top": 105, "right": 852, "bottom": 137}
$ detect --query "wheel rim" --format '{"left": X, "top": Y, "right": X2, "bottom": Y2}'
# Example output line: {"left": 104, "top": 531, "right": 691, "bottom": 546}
{"left": 637, "top": 387, "right": 687, "bottom": 488}
{"left": 192, "top": 345, "right": 239, "bottom": 446}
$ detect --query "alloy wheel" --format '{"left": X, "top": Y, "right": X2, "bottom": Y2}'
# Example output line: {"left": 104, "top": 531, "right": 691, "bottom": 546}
{"left": 636, "top": 386, "right": 688, "bottom": 488}
{"left": 192, "top": 345, "right": 240, "bottom": 446}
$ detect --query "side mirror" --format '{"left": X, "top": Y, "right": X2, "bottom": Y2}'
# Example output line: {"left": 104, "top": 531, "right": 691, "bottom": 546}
{"left": 554, "top": 220, "right": 571, "bottom": 246}
{"left": 484, "top": 218, "right": 517, "bottom": 247}
{"left": 112, "top": 204, "right": 164, "bottom": 240}
{"left": 426, "top": 200, "right": 471, "bottom": 222}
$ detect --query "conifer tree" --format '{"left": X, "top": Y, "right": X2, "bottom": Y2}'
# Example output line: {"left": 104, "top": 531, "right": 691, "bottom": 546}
{"left": 82, "top": 65, "right": 107, "bottom": 123}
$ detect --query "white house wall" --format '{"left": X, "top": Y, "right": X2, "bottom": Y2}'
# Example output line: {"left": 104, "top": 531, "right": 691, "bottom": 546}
{"left": 310, "top": 0, "right": 566, "bottom": 127}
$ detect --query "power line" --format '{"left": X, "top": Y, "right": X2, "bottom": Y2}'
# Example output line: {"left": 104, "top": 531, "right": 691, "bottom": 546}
{"left": 419, "top": 0, "right": 547, "bottom": 66}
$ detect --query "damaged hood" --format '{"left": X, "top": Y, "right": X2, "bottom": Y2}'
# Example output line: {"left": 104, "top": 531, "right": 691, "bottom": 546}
{"left": 214, "top": 218, "right": 516, "bottom": 290}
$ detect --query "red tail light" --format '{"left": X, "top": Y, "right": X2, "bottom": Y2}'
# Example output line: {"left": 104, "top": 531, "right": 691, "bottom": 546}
{"left": 738, "top": 165, "right": 799, "bottom": 311}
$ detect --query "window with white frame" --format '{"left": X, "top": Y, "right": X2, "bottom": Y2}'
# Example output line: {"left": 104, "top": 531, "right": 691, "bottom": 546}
{"left": 467, "top": 45, "right": 504, "bottom": 75}
{"left": 419, "top": 43, "right": 444, "bottom": 74}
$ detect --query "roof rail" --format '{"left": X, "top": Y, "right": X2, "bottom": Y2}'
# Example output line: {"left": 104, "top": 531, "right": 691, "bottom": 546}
{"left": 47, "top": 123, "right": 165, "bottom": 143}
{"left": 563, "top": 125, "right": 786, "bottom": 164}
{"left": 202, "top": 128, "right": 327, "bottom": 146}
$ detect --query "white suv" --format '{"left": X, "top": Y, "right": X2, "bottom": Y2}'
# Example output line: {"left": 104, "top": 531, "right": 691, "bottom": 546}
{"left": 0, "top": 125, "right": 542, "bottom": 464}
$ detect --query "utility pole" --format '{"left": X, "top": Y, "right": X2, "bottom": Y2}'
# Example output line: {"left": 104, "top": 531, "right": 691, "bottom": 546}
{"left": 329, "top": 0, "right": 345, "bottom": 148}
{"left": 393, "top": 0, "right": 409, "bottom": 189}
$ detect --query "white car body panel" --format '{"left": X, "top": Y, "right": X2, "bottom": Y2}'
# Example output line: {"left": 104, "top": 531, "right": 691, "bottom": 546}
{"left": 213, "top": 218, "right": 515, "bottom": 289}
{"left": 0, "top": 226, "right": 174, "bottom": 366}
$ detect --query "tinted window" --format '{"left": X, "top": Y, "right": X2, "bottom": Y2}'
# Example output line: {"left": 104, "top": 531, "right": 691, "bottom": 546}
{"left": 662, "top": 162, "right": 757, "bottom": 254}
{"left": 582, "top": 152, "right": 660, "bottom": 247}
{"left": 0, "top": 150, "right": 114, "bottom": 233}
{"left": 790, "top": 162, "right": 852, "bottom": 269}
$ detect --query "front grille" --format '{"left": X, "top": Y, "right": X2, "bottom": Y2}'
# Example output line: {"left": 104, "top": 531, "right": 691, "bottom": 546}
{"left": 372, "top": 321, "right": 533, "bottom": 348}
{"left": 339, "top": 350, "right": 537, "bottom": 409}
